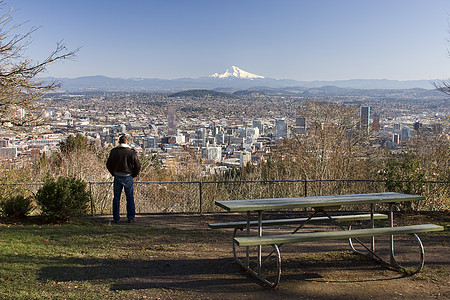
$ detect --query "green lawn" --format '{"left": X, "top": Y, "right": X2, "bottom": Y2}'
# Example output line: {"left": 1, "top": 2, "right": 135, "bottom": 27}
{"left": 0, "top": 219, "right": 215, "bottom": 299}
{"left": 1, "top": 217, "right": 448, "bottom": 299}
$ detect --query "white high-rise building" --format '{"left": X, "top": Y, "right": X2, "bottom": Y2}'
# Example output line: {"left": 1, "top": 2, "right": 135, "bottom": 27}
{"left": 240, "top": 150, "right": 252, "bottom": 167}
{"left": 119, "top": 124, "right": 126, "bottom": 133}
{"left": 175, "top": 133, "right": 185, "bottom": 144}
{"left": 202, "top": 146, "right": 222, "bottom": 162}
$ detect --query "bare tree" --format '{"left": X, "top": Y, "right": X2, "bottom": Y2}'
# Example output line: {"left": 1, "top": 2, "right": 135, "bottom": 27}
{"left": 434, "top": 20, "right": 450, "bottom": 95}
{"left": 434, "top": 79, "right": 450, "bottom": 95}
{"left": 0, "top": 1, "right": 78, "bottom": 130}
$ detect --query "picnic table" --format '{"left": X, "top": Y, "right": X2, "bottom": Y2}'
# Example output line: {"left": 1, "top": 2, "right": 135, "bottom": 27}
{"left": 210, "top": 192, "right": 444, "bottom": 287}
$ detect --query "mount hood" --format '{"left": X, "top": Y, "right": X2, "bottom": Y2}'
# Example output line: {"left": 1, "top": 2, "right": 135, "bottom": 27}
{"left": 210, "top": 66, "right": 264, "bottom": 79}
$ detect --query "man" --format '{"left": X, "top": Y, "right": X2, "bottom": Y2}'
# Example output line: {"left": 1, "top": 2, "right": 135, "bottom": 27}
{"left": 106, "top": 135, "right": 141, "bottom": 223}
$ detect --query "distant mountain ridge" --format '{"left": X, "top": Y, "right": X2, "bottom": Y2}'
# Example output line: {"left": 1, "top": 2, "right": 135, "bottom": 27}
{"left": 45, "top": 66, "right": 437, "bottom": 92}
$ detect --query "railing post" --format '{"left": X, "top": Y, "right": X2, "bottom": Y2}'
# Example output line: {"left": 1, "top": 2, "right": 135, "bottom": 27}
{"left": 304, "top": 178, "right": 308, "bottom": 197}
{"left": 199, "top": 181, "right": 203, "bottom": 214}
{"left": 89, "top": 181, "right": 94, "bottom": 216}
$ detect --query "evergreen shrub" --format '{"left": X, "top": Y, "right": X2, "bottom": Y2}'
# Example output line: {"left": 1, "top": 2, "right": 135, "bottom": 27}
{"left": 0, "top": 195, "right": 34, "bottom": 219}
{"left": 35, "top": 176, "right": 90, "bottom": 221}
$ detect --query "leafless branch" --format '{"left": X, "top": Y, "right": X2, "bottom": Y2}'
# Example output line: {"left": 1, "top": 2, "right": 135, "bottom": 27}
{"left": 0, "top": 1, "right": 79, "bottom": 131}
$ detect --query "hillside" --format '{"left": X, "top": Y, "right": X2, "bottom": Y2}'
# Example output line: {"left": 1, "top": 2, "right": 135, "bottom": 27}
{"left": 169, "top": 89, "right": 236, "bottom": 98}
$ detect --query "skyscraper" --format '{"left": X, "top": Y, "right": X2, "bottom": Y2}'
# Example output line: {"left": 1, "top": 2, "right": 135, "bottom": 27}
{"left": 216, "top": 131, "right": 225, "bottom": 145}
{"left": 401, "top": 126, "right": 411, "bottom": 141}
{"left": 240, "top": 151, "right": 252, "bottom": 167}
{"left": 294, "top": 117, "right": 306, "bottom": 133}
{"left": 392, "top": 133, "right": 400, "bottom": 145}
{"left": 275, "top": 118, "right": 288, "bottom": 139}
{"left": 196, "top": 128, "right": 207, "bottom": 147}
{"left": 167, "top": 106, "right": 176, "bottom": 135}
{"left": 202, "top": 146, "right": 222, "bottom": 162}
{"left": 372, "top": 113, "right": 380, "bottom": 131}
{"left": 252, "top": 120, "right": 264, "bottom": 135}
{"left": 360, "top": 106, "right": 370, "bottom": 132}
{"left": 119, "top": 124, "right": 126, "bottom": 133}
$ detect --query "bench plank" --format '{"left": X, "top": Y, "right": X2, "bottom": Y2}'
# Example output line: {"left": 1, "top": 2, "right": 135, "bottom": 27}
{"left": 208, "top": 213, "right": 388, "bottom": 229}
{"left": 234, "top": 224, "right": 444, "bottom": 246}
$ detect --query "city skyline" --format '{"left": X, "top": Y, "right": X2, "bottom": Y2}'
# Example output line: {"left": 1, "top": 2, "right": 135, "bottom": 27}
{"left": 5, "top": 0, "right": 450, "bottom": 81}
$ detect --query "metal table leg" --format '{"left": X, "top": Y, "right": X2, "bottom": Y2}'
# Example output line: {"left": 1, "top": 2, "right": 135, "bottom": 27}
{"left": 371, "top": 203, "right": 375, "bottom": 255}
{"left": 257, "top": 210, "right": 262, "bottom": 276}
{"left": 246, "top": 210, "right": 250, "bottom": 267}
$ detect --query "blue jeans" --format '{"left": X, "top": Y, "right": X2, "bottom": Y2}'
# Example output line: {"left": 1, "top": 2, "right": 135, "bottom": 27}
{"left": 113, "top": 175, "right": 135, "bottom": 222}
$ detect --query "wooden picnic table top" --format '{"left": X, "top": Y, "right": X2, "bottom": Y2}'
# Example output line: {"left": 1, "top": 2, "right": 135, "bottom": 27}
{"left": 215, "top": 192, "right": 425, "bottom": 212}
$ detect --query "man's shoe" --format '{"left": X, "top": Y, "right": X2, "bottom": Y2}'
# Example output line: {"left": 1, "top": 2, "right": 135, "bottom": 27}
{"left": 110, "top": 219, "right": 119, "bottom": 225}
{"left": 128, "top": 218, "right": 136, "bottom": 223}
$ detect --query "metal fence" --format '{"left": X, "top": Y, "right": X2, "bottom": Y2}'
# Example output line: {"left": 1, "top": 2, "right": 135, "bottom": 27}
{"left": 87, "top": 179, "right": 388, "bottom": 214}
{"left": 3, "top": 179, "right": 448, "bottom": 214}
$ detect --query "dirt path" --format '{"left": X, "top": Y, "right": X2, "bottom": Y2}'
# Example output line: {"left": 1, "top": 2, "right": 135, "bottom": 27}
{"left": 90, "top": 212, "right": 449, "bottom": 299}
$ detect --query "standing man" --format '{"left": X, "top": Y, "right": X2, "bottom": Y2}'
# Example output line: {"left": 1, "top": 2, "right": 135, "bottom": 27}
{"left": 106, "top": 135, "right": 141, "bottom": 223}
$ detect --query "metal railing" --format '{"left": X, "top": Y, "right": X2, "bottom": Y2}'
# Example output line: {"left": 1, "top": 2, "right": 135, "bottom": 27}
{"left": 2, "top": 179, "right": 448, "bottom": 214}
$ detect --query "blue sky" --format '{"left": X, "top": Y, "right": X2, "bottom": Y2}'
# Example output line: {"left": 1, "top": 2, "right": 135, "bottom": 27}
{"left": 5, "top": 0, "right": 450, "bottom": 81}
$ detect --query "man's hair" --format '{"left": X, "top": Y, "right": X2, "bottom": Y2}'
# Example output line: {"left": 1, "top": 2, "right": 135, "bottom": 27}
{"left": 118, "top": 135, "right": 127, "bottom": 144}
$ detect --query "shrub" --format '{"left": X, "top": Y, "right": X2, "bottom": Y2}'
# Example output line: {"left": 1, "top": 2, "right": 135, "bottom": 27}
{"left": 378, "top": 151, "right": 425, "bottom": 211}
{"left": 35, "top": 176, "right": 90, "bottom": 222}
{"left": 0, "top": 195, "right": 34, "bottom": 219}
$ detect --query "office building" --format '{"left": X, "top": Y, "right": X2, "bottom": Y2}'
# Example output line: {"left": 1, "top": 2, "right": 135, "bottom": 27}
{"left": 216, "top": 131, "right": 225, "bottom": 145}
{"left": 0, "top": 139, "right": 9, "bottom": 147}
{"left": 360, "top": 106, "right": 370, "bottom": 132}
{"left": 167, "top": 106, "right": 176, "bottom": 135}
{"left": 401, "top": 126, "right": 411, "bottom": 141}
{"left": 252, "top": 120, "right": 264, "bottom": 135}
{"left": 275, "top": 118, "right": 288, "bottom": 139}
{"left": 240, "top": 151, "right": 252, "bottom": 167}
{"left": 0, "top": 147, "right": 18, "bottom": 158}
{"left": 195, "top": 128, "right": 207, "bottom": 147}
{"left": 202, "top": 146, "right": 222, "bottom": 162}
{"left": 372, "top": 113, "right": 380, "bottom": 131}
{"left": 293, "top": 117, "right": 306, "bottom": 133}
{"left": 118, "top": 124, "right": 126, "bottom": 133}
{"left": 144, "top": 136, "right": 158, "bottom": 149}
{"left": 393, "top": 133, "right": 400, "bottom": 145}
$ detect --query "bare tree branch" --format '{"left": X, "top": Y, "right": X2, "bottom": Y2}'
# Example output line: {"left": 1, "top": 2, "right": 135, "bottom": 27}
{"left": 0, "top": 0, "right": 79, "bottom": 131}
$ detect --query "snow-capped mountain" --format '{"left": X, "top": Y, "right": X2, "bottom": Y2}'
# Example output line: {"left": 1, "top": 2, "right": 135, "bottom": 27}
{"left": 210, "top": 66, "right": 264, "bottom": 79}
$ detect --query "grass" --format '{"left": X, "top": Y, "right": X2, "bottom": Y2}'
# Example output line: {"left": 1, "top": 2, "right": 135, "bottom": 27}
{"left": 287, "top": 251, "right": 366, "bottom": 262}
{"left": 0, "top": 216, "right": 448, "bottom": 299}
{"left": 437, "top": 221, "right": 450, "bottom": 232}
{"left": 415, "top": 266, "right": 450, "bottom": 281}
{"left": 0, "top": 218, "right": 215, "bottom": 299}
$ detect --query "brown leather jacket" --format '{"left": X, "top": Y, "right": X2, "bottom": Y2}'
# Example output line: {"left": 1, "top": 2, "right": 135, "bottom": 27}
{"left": 106, "top": 144, "right": 141, "bottom": 177}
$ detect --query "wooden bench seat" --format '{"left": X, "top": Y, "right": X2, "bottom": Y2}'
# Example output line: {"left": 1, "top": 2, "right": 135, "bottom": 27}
{"left": 208, "top": 213, "right": 388, "bottom": 229}
{"left": 234, "top": 224, "right": 444, "bottom": 247}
